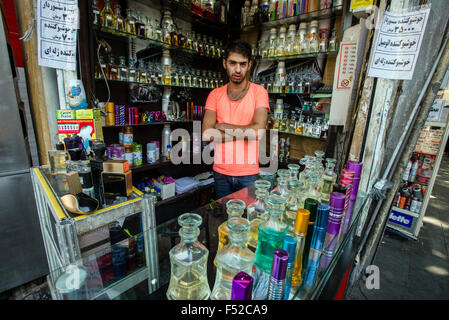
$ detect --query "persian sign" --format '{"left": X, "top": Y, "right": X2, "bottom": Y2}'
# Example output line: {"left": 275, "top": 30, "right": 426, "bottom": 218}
{"left": 37, "top": 0, "right": 79, "bottom": 70}
{"left": 368, "top": 7, "right": 430, "bottom": 80}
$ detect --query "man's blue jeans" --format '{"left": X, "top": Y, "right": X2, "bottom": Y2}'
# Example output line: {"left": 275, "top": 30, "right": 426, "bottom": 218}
{"left": 213, "top": 171, "right": 259, "bottom": 199}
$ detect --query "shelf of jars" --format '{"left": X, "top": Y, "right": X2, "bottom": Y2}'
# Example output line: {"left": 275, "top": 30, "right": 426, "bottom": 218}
{"left": 94, "top": 75, "right": 223, "bottom": 90}
{"left": 255, "top": 49, "right": 338, "bottom": 62}
{"left": 241, "top": 5, "right": 343, "bottom": 31}
{"left": 273, "top": 129, "right": 328, "bottom": 141}
{"left": 93, "top": 24, "right": 223, "bottom": 60}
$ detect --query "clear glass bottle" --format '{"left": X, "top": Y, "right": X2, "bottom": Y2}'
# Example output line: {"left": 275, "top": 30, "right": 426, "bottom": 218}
{"left": 126, "top": 9, "right": 136, "bottom": 35}
{"left": 271, "top": 176, "right": 289, "bottom": 200}
{"left": 192, "top": 69, "right": 198, "bottom": 87}
{"left": 192, "top": 32, "right": 199, "bottom": 52}
{"left": 247, "top": 180, "right": 272, "bottom": 250}
{"left": 186, "top": 30, "right": 193, "bottom": 50}
{"left": 203, "top": 35, "right": 209, "bottom": 56}
{"left": 282, "top": 179, "right": 301, "bottom": 236}
{"left": 211, "top": 217, "right": 255, "bottom": 300}
{"left": 308, "top": 21, "right": 321, "bottom": 53}
{"left": 209, "top": 37, "right": 215, "bottom": 56}
{"left": 298, "top": 23, "right": 308, "bottom": 54}
{"left": 170, "top": 24, "right": 179, "bottom": 46}
{"left": 288, "top": 163, "right": 300, "bottom": 181}
{"left": 320, "top": 158, "right": 337, "bottom": 202}
{"left": 91, "top": 0, "right": 100, "bottom": 26}
{"left": 145, "top": 16, "right": 153, "bottom": 39}
{"left": 118, "top": 56, "right": 128, "bottom": 81}
{"left": 328, "top": 29, "right": 337, "bottom": 52}
{"left": 285, "top": 24, "right": 296, "bottom": 55}
{"left": 216, "top": 199, "right": 246, "bottom": 263}
{"left": 108, "top": 55, "right": 118, "bottom": 80}
{"left": 254, "top": 194, "right": 289, "bottom": 274}
{"left": 276, "top": 26, "right": 287, "bottom": 57}
{"left": 100, "top": 0, "right": 114, "bottom": 28}
{"left": 127, "top": 58, "right": 137, "bottom": 82}
{"left": 268, "top": 27, "right": 277, "bottom": 57}
{"left": 313, "top": 118, "right": 322, "bottom": 138}
{"left": 154, "top": 19, "right": 162, "bottom": 42}
{"left": 198, "top": 69, "right": 203, "bottom": 88}
{"left": 166, "top": 213, "right": 211, "bottom": 300}
{"left": 113, "top": 4, "right": 125, "bottom": 32}
{"left": 306, "top": 173, "right": 321, "bottom": 202}
{"left": 137, "top": 60, "right": 148, "bottom": 84}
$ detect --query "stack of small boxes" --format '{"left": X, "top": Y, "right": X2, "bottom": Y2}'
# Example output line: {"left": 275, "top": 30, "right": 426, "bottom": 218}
{"left": 415, "top": 126, "right": 444, "bottom": 156}
{"left": 56, "top": 108, "right": 103, "bottom": 143}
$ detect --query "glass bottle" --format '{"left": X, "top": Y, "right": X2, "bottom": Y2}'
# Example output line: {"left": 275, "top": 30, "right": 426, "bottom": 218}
{"left": 254, "top": 194, "right": 289, "bottom": 274}
{"left": 173, "top": 66, "right": 180, "bottom": 86}
{"left": 91, "top": 0, "right": 100, "bottom": 26}
{"left": 198, "top": 69, "right": 203, "bottom": 88}
{"left": 313, "top": 118, "right": 322, "bottom": 138}
{"left": 145, "top": 16, "right": 153, "bottom": 39}
{"left": 285, "top": 24, "right": 296, "bottom": 55}
{"left": 113, "top": 4, "right": 125, "bottom": 33}
{"left": 126, "top": 9, "right": 136, "bottom": 35}
{"left": 209, "top": 37, "right": 215, "bottom": 56}
{"left": 306, "top": 173, "right": 321, "bottom": 201}
{"left": 216, "top": 39, "right": 222, "bottom": 57}
{"left": 191, "top": 32, "right": 198, "bottom": 52}
{"left": 214, "top": 72, "right": 219, "bottom": 88}
{"left": 170, "top": 24, "right": 179, "bottom": 46}
{"left": 198, "top": 34, "right": 204, "bottom": 55}
{"left": 100, "top": 0, "right": 114, "bottom": 29}
{"left": 203, "top": 35, "right": 209, "bottom": 56}
{"left": 192, "top": 69, "right": 198, "bottom": 87}
{"left": 321, "top": 158, "right": 337, "bottom": 202}
{"left": 276, "top": 26, "right": 287, "bottom": 57}
{"left": 268, "top": 27, "right": 277, "bottom": 57}
{"left": 180, "top": 69, "right": 186, "bottom": 86}
{"left": 282, "top": 179, "right": 301, "bottom": 236}
{"left": 108, "top": 55, "right": 118, "bottom": 80}
{"left": 215, "top": 199, "right": 246, "bottom": 266}
{"left": 288, "top": 163, "right": 300, "bottom": 181}
{"left": 166, "top": 213, "right": 211, "bottom": 300}
{"left": 247, "top": 180, "right": 272, "bottom": 250}
{"left": 290, "top": 208, "right": 310, "bottom": 287}
{"left": 298, "top": 23, "right": 308, "bottom": 54}
{"left": 135, "top": 11, "right": 146, "bottom": 37}
{"left": 186, "top": 30, "right": 193, "bottom": 50}
{"left": 271, "top": 177, "right": 289, "bottom": 200}
{"left": 118, "top": 56, "right": 128, "bottom": 81}
{"left": 211, "top": 217, "right": 255, "bottom": 300}
{"left": 137, "top": 60, "right": 148, "bottom": 84}
{"left": 308, "top": 21, "right": 320, "bottom": 53}
{"left": 178, "top": 28, "right": 185, "bottom": 48}
{"left": 186, "top": 68, "right": 192, "bottom": 87}
{"left": 95, "top": 55, "right": 107, "bottom": 79}
{"left": 328, "top": 29, "right": 337, "bottom": 52}
{"left": 127, "top": 58, "right": 137, "bottom": 82}
{"left": 202, "top": 70, "right": 208, "bottom": 88}
{"left": 154, "top": 19, "right": 162, "bottom": 42}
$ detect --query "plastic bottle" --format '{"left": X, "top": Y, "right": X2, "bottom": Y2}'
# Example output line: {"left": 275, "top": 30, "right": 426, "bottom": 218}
{"left": 402, "top": 159, "right": 413, "bottom": 181}
{"left": 409, "top": 159, "right": 419, "bottom": 183}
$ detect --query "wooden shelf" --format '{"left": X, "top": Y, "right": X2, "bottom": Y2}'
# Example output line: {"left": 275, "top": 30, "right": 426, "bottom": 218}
{"left": 94, "top": 77, "right": 217, "bottom": 90}
{"left": 255, "top": 50, "right": 338, "bottom": 62}
{"left": 103, "top": 121, "right": 194, "bottom": 128}
{"left": 270, "top": 129, "right": 328, "bottom": 141}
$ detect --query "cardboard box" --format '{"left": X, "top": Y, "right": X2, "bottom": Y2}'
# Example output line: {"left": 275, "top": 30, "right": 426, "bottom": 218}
{"left": 102, "top": 170, "right": 133, "bottom": 198}
{"left": 154, "top": 181, "right": 175, "bottom": 200}
{"left": 65, "top": 171, "right": 83, "bottom": 195}
{"left": 103, "top": 160, "right": 130, "bottom": 174}
{"left": 57, "top": 117, "right": 104, "bottom": 144}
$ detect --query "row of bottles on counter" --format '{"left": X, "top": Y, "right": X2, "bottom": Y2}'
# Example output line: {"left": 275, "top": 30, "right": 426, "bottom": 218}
{"left": 393, "top": 183, "right": 425, "bottom": 213}
{"left": 267, "top": 99, "right": 329, "bottom": 139}
{"left": 255, "top": 23, "right": 338, "bottom": 58}
{"left": 94, "top": 1, "right": 224, "bottom": 56}
{"left": 241, "top": 0, "right": 342, "bottom": 26}
{"left": 166, "top": 155, "right": 363, "bottom": 300}
{"left": 95, "top": 54, "right": 224, "bottom": 88}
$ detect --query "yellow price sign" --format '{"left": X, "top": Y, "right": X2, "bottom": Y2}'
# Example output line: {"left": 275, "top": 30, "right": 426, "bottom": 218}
{"left": 351, "top": 0, "right": 374, "bottom": 11}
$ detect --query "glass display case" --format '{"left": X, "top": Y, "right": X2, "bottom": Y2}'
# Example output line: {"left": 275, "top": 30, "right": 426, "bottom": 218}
{"left": 33, "top": 164, "right": 368, "bottom": 300}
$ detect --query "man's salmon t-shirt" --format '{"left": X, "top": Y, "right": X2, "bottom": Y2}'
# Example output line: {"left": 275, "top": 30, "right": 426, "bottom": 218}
{"left": 205, "top": 82, "right": 270, "bottom": 176}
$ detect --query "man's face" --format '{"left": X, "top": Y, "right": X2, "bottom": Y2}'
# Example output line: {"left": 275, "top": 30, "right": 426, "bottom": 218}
{"left": 223, "top": 52, "right": 252, "bottom": 84}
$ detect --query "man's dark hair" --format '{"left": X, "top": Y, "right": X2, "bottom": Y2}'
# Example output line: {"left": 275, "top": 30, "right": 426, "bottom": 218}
{"left": 223, "top": 39, "right": 252, "bottom": 61}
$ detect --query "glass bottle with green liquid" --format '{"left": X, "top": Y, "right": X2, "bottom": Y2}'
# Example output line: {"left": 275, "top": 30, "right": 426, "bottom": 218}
{"left": 166, "top": 213, "right": 211, "bottom": 300}
{"left": 252, "top": 194, "right": 288, "bottom": 299}
{"left": 247, "top": 180, "right": 272, "bottom": 251}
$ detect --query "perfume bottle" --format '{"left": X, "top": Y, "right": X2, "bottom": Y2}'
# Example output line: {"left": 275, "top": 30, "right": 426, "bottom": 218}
{"left": 308, "top": 21, "right": 321, "bottom": 53}
{"left": 113, "top": 4, "right": 125, "bottom": 32}
{"left": 254, "top": 194, "right": 289, "bottom": 274}
{"left": 154, "top": 19, "right": 162, "bottom": 42}
{"left": 247, "top": 180, "right": 272, "bottom": 250}
{"left": 145, "top": 16, "right": 153, "bottom": 39}
{"left": 118, "top": 56, "right": 128, "bottom": 81}
{"left": 328, "top": 29, "right": 337, "bottom": 52}
{"left": 271, "top": 176, "right": 289, "bottom": 200}
{"left": 91, "top": 0, "right": 100, "bottom": 26}
{"left": 108, "top": 55, "right": 118, "bottom": 80}
{"left": 166, "top": 213, "right": 211, "bottom": 300}
{"left": 100, "top": 0, "right": 114, "bottom": 28}
{"left": 290, "top": 208, "right": 310, "bottom": 287}
{"left": 282, "top": 179, "right": 301, "bottom": 236}
{"left": 127, "top": 58, "right": 137, "bottom": 82}
{"left": 135, "top": 11, "right": 146, "bottom": 37}
{"left": 267, "top": 249, "right": 289, "bottom": 300}
{"left": 211, "top": 217, "right": 255, "bottom": 300}
{"left": 137, "top": 60, "right": 148, "bottom": 84}
{"left": 126, "top": 9, "right": 136, "bottom": 35}
{"left": 321, "top": 158, "right": 337, "bottom": 202}
{"left": 215, "top": 199, "right": 246, "bottom": 266}
{"left": 171, "top": 24, "right": 179, "bottom": 46}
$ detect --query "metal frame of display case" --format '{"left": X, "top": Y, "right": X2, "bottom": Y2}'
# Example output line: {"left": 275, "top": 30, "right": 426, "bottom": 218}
{"left": 30, "top": 166, "right": 160, "bottom": 300}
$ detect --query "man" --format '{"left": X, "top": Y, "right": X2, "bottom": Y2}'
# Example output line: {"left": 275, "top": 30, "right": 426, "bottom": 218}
{"left": 202, "top": 39, "right": 269, "bottom": 199}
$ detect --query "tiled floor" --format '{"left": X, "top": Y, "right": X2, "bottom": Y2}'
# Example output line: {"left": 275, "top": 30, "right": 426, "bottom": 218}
{"left": 347, "top": 155, "right": 449, "bottom": 299}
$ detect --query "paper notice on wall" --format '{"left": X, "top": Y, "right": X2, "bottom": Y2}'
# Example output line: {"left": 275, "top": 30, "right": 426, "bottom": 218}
{"left": 37, "top": 0, "right": 79, "bottom": 71}
{"left": 368, "top": 7, "right": 430, "bottom": 80}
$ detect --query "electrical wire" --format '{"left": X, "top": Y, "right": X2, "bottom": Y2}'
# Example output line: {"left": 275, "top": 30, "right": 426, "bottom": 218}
{"left": 97, "top": 43, "right": 111, "bottom": 105}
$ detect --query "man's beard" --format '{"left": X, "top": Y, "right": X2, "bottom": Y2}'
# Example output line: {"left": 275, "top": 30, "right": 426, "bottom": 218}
{"left": 226, "top": 68, "right": 246, "bottom": 84}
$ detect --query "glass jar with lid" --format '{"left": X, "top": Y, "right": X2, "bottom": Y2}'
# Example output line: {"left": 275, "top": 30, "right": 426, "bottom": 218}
{"left": 285, "top": 24, "right": 296, "bottom": 55}
{"left": 211, "top": 217, "right": 254, "bottom": 300}
{"left": 276, "top": 26, "right": 287, "bottom": 56}
{"left": 113, "top": 4, "right": 125, "bottom": 32}
{"left": 297, "top": 22, "right": 308, "bottom": 53}
{"left": 125, "top": 9, "right": 136, "bottom": 34}
{"left": 308, "top": 20, "right": 320, "bottom": 53}
{"left": 166, "top": 213, "right": 211, "bottom": 300}
{"left": 268, "top": 27, "right": 277, "bottom": 57}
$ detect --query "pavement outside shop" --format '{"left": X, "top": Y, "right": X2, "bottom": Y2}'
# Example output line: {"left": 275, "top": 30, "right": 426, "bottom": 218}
{"left": 347, "top": 155, "right": 449, "bottom": 300}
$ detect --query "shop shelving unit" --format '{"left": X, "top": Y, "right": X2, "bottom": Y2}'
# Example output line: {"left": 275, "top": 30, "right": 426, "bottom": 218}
{"left": 30, "top": 166, "right": 160, "bottom": 300}
{"left": 387, "top": 116, "right": 449, "bottom": 239}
